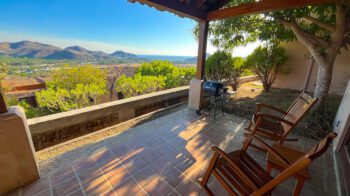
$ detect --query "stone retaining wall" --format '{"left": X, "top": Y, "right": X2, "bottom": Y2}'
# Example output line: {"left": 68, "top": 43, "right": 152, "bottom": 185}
{"left": 28, "top": 86, "right": 189, "bottom": 150}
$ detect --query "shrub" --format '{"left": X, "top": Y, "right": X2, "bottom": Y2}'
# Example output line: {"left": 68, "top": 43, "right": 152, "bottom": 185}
{"left": 136, "top": 60, "right": 195, "bottom": 88}
{"left": 36, "top": 65, "right": 107, "bottom": 112}
{"left": 245, "top": 44, "right": 288, "bottom": 91}
{"left": 116, "top": 73, "right": 166, "bottom": 98}
{"left": 205, "top": 51, "right": 245, "bottom": 90}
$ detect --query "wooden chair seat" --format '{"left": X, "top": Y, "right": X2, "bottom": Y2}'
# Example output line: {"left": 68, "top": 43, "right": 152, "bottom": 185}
{"left": 257, "top": 119, "right": 285, "bottom": 136}
{"left": 267, "top": 144, "right": 310, "bottom": 178}
{"left": 218, "top": 151, "right": 273, "bottom": 193}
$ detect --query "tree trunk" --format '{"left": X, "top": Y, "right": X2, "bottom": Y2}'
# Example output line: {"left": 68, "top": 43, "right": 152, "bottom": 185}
{"left": 313, "top": 62, "right": 334, "bottom": 112}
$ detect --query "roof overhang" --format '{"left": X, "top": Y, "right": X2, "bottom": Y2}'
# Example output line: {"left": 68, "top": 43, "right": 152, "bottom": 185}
{"left": 129, "top": 0, "right": 337, "bottom": 21}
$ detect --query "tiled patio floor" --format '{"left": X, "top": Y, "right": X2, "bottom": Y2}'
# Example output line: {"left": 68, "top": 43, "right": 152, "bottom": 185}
{"left": 8, "top": 108, "right": 338, "bottom": 196}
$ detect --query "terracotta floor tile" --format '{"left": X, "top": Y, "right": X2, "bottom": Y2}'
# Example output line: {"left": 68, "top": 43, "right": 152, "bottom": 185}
{"left": 104, "top": 162, "right": 131, "bottom": 187}
{"left": 22, "top": 177, "right": 50, "bottom": 196}
{"left": 144, "top": 138, "right": 162, "bottom": 149}
{"left": 176, "top": 179, "right": 204, "bottom": 196}
{"left": 123, "top": 157, "right": 148, "bottom": 175}
{"left": 52, "top": 177, "right": 80, "bottom": 196}
{"left": 99, "top": 158, "right": 124, "bottom": 174}
{"left": 134, "top": 166, "right": 159, "bottom": 187}
{"left": 50, "top": 167, "right": 76, "bottom": 186}
{"left": 109, "top": 143, "right": 131, "bottom": 157}
{"left": 83, "top": 180, "right": 113, "bottom": 196}
{"left": 113, "top": 178, "right": 142, "bottom": 196}
{"left": 174, "top": 156, "right": 197, "bottom": 172}
{"left": 183, "top": 165, "right": 205, "bottom": 182}
{"left": 153, "top": 144, "right": 173, "bottom": 157}
{"left": 168, "top": 190, "right": 181, "bottom": 196}
{"left": 72, "top": 158, "right": 96, "bottom": 174}
{"left": 77, "top": 167, "right": 105, "bottom": 186}
{"left": 163, "top": 168, "right": 185, "bottom": 188}
{"left": 141, "top": 150, "right": 163, "bottom": 164}
{"left": 31, "top": 189, "right": 51, "bottom": 196}
{"left": 118, "top": 148, "right": 147, "bottom": 163}
{"left": 126, "top": 141, "right": 149, "bottom": 152}
{"left": 92, "top": 150, "right": 116, "bottom": 166}
{"left": 149, "top": 157, "right": 172, "bottom": 174}
{"left": 80, "top": 168, "right": 113, "bottom": 196}
{"left": 66, "top": 189, "right": 84, "bottom": 196}
{"left": 142, "top": 177, "right": 173, "bottom": 196}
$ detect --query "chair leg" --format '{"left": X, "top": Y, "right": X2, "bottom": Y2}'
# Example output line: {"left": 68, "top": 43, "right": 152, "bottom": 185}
{"left": 293, "top": 178, "right": 305, "bottom": 196}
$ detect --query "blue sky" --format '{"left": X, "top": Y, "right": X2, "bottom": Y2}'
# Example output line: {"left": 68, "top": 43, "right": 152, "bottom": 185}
{"left": 0, "top": 0, "right": 258, "bottom": 56}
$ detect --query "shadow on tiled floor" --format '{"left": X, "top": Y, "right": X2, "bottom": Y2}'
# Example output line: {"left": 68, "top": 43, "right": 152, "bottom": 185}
{"left": 7, "top": 108, "right": 337, "bottom": 196}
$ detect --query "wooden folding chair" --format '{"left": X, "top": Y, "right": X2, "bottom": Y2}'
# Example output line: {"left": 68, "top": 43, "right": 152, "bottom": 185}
{"left": 199, "top": 132, "right": 337, "bottom": 196}
{"left": 245, "top": 92, "right": 317, "bottom": 149}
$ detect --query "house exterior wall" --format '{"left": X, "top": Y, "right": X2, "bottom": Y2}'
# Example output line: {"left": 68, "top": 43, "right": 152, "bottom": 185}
{"left": 273, "top": 41, "right": 350, "bottom": 95}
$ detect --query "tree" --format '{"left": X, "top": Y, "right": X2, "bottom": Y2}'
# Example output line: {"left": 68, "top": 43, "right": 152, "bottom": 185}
{"left": 116, "top": 73, "right": 166, "bottom": 98}
{"left": 245, "top": 44, "right": 288, "bottom": 91}
{"left": 0, "top": 63, "right": 8, "bottom": 81}
{"left": 36, "top": 65, "right": 107, "bottom": 112}
{"left": 205, "top": 51, "right": 245, "bottom": 90}
{"left": 136, "top": 60, "right": 195, "bottom": 88}
{"left": 207, "top": 1, "right": 350, "bottom": 111}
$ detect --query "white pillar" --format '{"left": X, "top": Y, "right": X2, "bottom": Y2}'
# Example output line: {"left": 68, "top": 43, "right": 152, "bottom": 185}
{"left": 0, "top": 106, "right": 39, "bottom": 194}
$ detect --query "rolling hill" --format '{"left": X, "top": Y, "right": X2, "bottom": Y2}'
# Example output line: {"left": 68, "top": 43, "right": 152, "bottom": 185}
{"left": 0, "top": 40, "right": 140, "bottom": 61}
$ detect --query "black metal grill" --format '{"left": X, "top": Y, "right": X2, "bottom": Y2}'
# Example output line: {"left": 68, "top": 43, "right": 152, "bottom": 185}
{"left": 203, "top": 81, "right": 225, "bottom": 97}
{"left": 197, "top": 80, "right": 227, "bottom": 119}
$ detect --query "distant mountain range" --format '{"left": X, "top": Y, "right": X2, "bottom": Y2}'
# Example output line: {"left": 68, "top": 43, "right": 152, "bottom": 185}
{"left": 0, "top": 40, "right": 208, "bottom": 64}
{"left": 0, "top": 40, "right": 142, "bottom": 61}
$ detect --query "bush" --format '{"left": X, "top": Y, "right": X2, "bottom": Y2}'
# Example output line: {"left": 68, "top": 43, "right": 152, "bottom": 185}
{"left": 136, "top": 60, "right": 195, "bottom": 88}
{"left": 245, "top": 44, "right": 288, "bottom": 91}
{"left": 205, "top": 51, "right": 245, "bottom": 90}
{"left": 116, "top": 73, "right": 166, "bottom": 98}
{"left": 36, "top": 65, "right": 107, "bottom": 112}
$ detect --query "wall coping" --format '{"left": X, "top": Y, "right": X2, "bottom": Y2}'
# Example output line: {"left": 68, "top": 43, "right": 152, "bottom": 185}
{"left": 27, "top": 86, "right": 189, "bottom": 125}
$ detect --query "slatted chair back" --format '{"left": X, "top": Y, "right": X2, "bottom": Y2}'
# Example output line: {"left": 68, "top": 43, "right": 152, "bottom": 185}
{"left": 282, "top": 93, "right": 317, "bottom": 124}
{"left": 280, "top": 92, "right": 317, "bottom": 133}
{"left": 252, "top": 132, "right": 337, "bottom": 195}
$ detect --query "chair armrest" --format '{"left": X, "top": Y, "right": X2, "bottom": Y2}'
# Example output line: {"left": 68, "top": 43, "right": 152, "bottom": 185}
{"left": 246, "top": 133, "right": 290, "bottom": 166}
{"left": 256, "top": 113, "right": 294, "bottom": 126}
{"left": 256, "top": 103, "right": 287, "bottom": 115}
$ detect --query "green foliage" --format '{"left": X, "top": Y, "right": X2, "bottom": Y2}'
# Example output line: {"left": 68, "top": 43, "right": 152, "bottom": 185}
{"left": 245, "top": 43, "right": 288, "bottom": 91}
{"left": 205, "top": 51, "right": 245, "bottom": 90}
{"left": 116, "top": 73, "right": 166, "bottom": 98}
{"left": 0, "top": 63, "right": 8, "bottom": 81}
{"left": 206, "top": 2, "right": 343, "bottom": 50}
{"left": 241, "top": 69, "right": 254, "bottom": 77}
{"left": 136, "top": 60, "right": 195, "bottom": 88}
{"left": 36, "top": 65, "right": 107, "bottom": 112}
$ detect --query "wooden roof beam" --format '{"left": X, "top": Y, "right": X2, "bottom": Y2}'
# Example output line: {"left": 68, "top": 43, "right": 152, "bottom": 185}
{"left": 207, "top": 0, "right": 337, "bottom": 21}
{"left": 129, "top": 0, "right": 207, "bottom": 20}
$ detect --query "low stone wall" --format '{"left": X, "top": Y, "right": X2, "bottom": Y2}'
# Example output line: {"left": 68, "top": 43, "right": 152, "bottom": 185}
{"left": 238, "top": 75, "right": 259, "bottom": 84}
{"left": 28, "top": 86, "right": 189, "bottom": 150}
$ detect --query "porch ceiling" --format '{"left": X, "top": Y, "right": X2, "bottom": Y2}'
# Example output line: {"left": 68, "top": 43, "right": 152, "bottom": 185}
{"left": 128, "top": 0, "right": 337, "bottom": 21}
